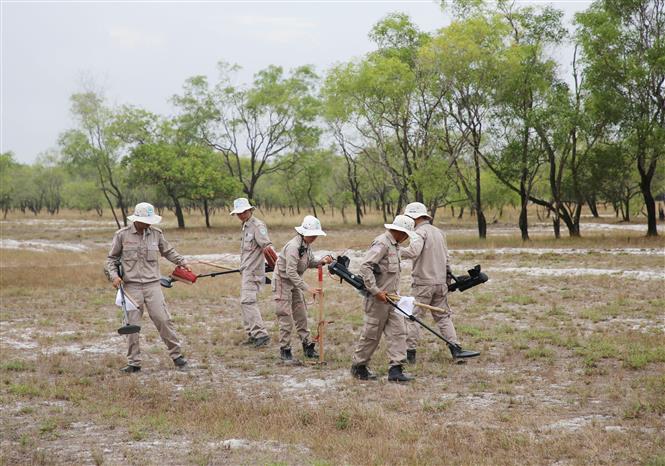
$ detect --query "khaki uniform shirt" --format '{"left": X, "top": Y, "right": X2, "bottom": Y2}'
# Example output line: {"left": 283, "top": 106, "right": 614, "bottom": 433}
{"left": 400, "top": 222, "right": 450, "bottom": 286}
{"left": 240, "top": 216, "right": 272, "bottom": 280}
{"left": 359, "top": 231, "right": 401, "bottom": 296}
{"left": 275, "top": 235, "right": 319, "bottom": 292}
{"left": 106, "top": 224, "right": 187, "bottom": 284}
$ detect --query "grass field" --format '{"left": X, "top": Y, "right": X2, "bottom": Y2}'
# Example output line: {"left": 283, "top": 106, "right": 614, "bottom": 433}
{"left": 1, "top": 208, "right": 664, "bottom": 465}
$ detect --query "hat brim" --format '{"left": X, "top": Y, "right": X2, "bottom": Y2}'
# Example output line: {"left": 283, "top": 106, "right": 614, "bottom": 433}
{"left": 295, "top": 226, "right": 327, "bottom": 237}
{"left": 128, "top": 214, "right": 162, "bottom": 225}
{"left": 229, "top": 206, "right": 254, "bottom": 215}
{"left": 384, "top": 224, "right": 416, "bottom": 237}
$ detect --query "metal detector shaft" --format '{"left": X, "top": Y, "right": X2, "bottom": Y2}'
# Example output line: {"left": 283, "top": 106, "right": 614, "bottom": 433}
{"left": 119, "top": 284, "right": 129, "bottom": 322}
{"left": 387, "top": 298, "right": 458, "bottom": 349}
{"left": 197, "top": 269, "right": 241, "bottom": 279}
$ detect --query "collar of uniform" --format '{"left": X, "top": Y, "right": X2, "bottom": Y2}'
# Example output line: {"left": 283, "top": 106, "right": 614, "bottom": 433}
{"left": 243, "top": 216, "right": 255, "bottom": 230}
{"left": 384, "top": 231, "right": 398, "bottom": 246}
{"left": 415, "top": 221, "right": 430, "bottom": 231}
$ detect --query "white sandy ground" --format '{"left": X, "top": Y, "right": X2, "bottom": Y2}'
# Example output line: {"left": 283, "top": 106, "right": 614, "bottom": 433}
{"left": 486, "top": 266, "right": 664, "bottom": 281}
{"left": 453, "top": 247, "right": 665, "bottom": 256}
{"left": 442, "top": 222, "right": 664, "bottom": 236}
{"left": 0, "top": 239, "right": 89, "bottom": 252}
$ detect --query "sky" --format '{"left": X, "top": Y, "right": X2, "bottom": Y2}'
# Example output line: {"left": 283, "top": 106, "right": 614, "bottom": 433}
{"left": 1, "top": 0, "right": 592, "bottom": 164}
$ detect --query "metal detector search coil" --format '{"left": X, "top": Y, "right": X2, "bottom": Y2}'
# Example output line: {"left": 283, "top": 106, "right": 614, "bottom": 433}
{"left": 328, "top": 255, "right": 488, "bottom": 293}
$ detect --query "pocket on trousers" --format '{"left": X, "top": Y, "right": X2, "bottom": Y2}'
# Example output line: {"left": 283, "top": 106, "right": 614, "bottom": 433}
{"left": 363, "top": 315, "right": 381, "bottom": 341}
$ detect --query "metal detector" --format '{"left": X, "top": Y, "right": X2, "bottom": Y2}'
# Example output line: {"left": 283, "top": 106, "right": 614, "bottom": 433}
{"left": 160, "top": 263, "right": 274, "bottom": 288}
{"left": 328, "top": 255, "right": 466, "bottom": 350}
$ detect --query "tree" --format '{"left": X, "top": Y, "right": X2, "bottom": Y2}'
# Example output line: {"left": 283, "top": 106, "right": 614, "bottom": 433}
{"left": 59, "top": 92, "right": 130, "bottom": 228}
{"left": 0, "top": 152, "right": 18, "bottom": 218}
{"left": 125, "top": 126, "right": 239, "bottom": 229}
{"left": 424, "top": 14, "right": 507, "bottom": 238}
{"left": 577, "top": 0, "right": 664, "bottom": 236}
{"left": 174, "top": 64, "right": 321, "bottom": 202}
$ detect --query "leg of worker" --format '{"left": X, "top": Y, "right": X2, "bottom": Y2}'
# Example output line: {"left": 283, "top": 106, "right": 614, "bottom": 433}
{"left": 430, "top": 284, "right": 459, "bottom": 345}
{"left": 352, "top": 300, "right": 389, "bottom": 366}
{"left": 291, "top": 287, "right": 311, "bottom": 345}
{"left": 274, "top": 276, "right": 294, "bottom": 349}
{"left": 384, "top": 308, "right": 408, "bottom": 367}
{"left": 241, "top": 276, "right": 269, "bottom": 339}
{"left": 143, "top": 283, "right": 182, "bottom": 360}
{"left": 406, "top": 284, "right": 433, "bottom": 350}
{"left": 123, "top": 283, "right": 145, "bottom": 367}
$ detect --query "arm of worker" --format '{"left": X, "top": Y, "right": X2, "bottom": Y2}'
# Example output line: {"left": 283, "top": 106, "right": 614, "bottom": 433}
{"left": 254, "top": 221, "right": 273, "bottom": 249}
{"left": 358, "top": 242, "right": 386, "bottom": 297}
{"left": 106, "top": 232, "right": 122, "bottom": 287}
{"left": 158, "top": 233, "right": 191, "bottom": 271}
{"left": 399, "top": 230, "right": 424, "bottom": 260}
{"left": 442, "top": 232, "right": 452, "bottom": 284}
{"left": 308, "top": 251, "right": 332, "bottom": 268}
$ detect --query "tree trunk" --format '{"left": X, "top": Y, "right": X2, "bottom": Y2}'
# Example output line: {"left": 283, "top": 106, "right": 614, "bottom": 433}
{"left": 639, "top": 173, "right": 658, "bottom": 237}
{"left": 204, "top": 199, "right": 211, "bottom": 228}
{"left": 477, "top": 209, "right": 487, "bottom": 239}
{"left": 172, "top": 195, "right": 185, "bottom": 228}
{"left": 102, "top": 189, "right": 121, "bottom": 229}
{"left": 587, "top": 196, "right": 599, "bottom": 218}
{"left": 519, "top": 195, "right": 529, "bottom": 241}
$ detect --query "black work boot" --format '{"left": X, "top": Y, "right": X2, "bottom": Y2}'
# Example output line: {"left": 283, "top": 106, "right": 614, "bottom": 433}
{"left": 253, "top": 335, "right": 270, "bottom": 348}
{"left": 173, "top": 356, "right": 188, "bottom": 368}
{"left": 350, "top": 364, "right": 377, "bottom": 380}
{"left": 280, "top": 347, "right": 293, "bottom": 361}
{"left": 120, "top": 365, "right": 141, "bottom": 373}
{"left": 302, "top": 341, "right": 319, "bottom": 359}
{"left": 449, "top": 344, "right": 480, "bottom": 361}
{"left": 388, "top": 365, "right": 414, "bottom": 383}
{"left": 406, "top": 349, "right": 417, "bottom": 364}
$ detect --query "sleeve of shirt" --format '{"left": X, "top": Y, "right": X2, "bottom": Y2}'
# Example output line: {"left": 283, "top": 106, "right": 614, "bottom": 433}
{"left": 105, "top": 232, "right": 122, "bottom": 281}
{"left": 158, "top": 233, "right": 187, "bottom": 266}
{"left": 399, "top": 230, "right": 424, "bottom": 260}
{"left": 254, "top": 222, "right": 272, "bottom": 249}
{"left": 442, "top": 232, "right": 451, "bottom": 270}
{"left": 285, "top": 243, "right": 309, "bottom": 292}
{"left": 359, "top": 242, "right": 386, "bottom": 296}
{"left": 307, "top": 248, "right": 320, "bottom": 269}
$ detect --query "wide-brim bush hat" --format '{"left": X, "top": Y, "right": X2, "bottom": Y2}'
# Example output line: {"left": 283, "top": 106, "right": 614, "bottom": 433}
{"left": 127, "top": 202, "right": 162, "bottom": 225}
{"left": 295, "top": 215, "right": 326, "bottom": 236}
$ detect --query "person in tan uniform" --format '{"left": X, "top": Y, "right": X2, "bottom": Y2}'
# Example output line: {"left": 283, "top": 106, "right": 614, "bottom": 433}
{"left": 106, "top": 202, "right": 190, "bottom": 373}
{"left": 230, "top": 198, "right": 276, "bottom": 348}
{"left": 351, "top": 215, "right": 416, "bottom": 382}
{"left": 273, "top": 215, "right": 332, "bottom": 361}
{"left": 400, "top": 202, "right": 480, "bottom": 363}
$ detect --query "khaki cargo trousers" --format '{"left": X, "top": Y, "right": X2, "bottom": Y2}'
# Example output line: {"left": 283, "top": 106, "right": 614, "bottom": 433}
{"left": 406, "top": 283, "right": 458, "bottom": 350}
{"left": 240, "top": 272, "right": 269, "bottom": 339}
{"left": 123, "top": 282, "right": 182, "bottom": 367}
{"left": 352, "top": 298, "right": 407, "bottom": 368}
{"left": 272, "top": 274, "right": 311, "bottom": 349}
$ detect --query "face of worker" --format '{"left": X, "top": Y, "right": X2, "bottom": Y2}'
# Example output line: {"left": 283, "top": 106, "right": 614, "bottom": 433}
{"left": 303, "top": 235, "right": 318, "bottom": 244}
{"left": 237, "top": 210, "right": 252, "bottom": 222}
{"left": 390, "top": 230, "right": 409, "bottom": 244}
{"left": 134, "top": 221, "right": 150, "bottom": 233}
